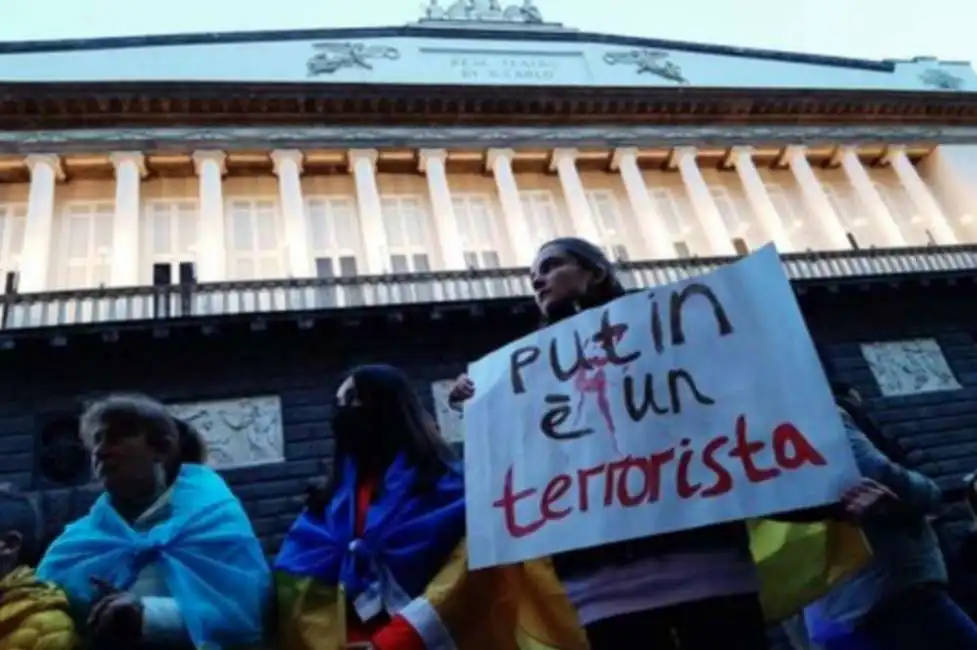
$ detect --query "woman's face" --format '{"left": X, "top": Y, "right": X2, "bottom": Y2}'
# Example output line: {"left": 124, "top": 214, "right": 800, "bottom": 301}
{"left": 530, "top": 244, "right": 596, "bottom": 315}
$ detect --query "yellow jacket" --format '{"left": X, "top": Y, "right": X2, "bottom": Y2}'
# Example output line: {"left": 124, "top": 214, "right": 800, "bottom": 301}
{"left": 0, "top": 567, "right": 77, "bottom": 650}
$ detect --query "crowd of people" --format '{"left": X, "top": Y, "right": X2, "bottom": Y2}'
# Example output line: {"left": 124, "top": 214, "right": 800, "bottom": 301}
{"left": 0, "top": 236, "right": 975, "bottom": 650}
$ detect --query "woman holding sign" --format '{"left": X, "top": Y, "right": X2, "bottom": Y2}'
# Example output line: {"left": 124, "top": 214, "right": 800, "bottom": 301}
{"left": 449, "top": 238, "right": 773, "bottom": 650}
{"left": 449, "top": 238, "right": 879, "bottom": 650}
{"left": 275, "top": 364, "right": 515, "bottom": 650}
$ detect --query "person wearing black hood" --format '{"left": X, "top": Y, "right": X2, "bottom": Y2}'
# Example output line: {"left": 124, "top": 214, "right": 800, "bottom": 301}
{"left": 448, "top": 237, "right": 772, "bottom": 650}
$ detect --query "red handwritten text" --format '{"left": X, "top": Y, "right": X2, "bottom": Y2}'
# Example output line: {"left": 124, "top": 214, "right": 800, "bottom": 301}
{"left": 492, "top": 415, "right": 827, "bottom": 538}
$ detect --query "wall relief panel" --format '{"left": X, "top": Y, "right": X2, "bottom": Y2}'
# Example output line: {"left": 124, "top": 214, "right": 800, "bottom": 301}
{"left": 861, "top": 339, "right": 961, "bottom": 397}
{"left": 168, "top": 395, "right": 285, "bottom": 469}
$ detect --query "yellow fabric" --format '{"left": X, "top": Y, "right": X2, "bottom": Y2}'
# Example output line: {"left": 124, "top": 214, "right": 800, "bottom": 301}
{"left": 750, "top": 519, "right": 872, "bottom": 622}
{"left": 0, "top": 567, "right": 77, "bottom": 650}
{"left": 277, "top": 520, "right": 871, "bottom": 650}
{"left": 507, "top": 519, "right": 872, "bottom": 650}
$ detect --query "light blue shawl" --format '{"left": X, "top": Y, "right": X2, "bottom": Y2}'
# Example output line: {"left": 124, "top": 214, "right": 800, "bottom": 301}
{"left": 37, "top": 464, "right": 270, "bottom": 649}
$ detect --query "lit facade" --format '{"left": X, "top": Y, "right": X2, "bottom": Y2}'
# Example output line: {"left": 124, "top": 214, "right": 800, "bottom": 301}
{"left": 3, "top": 7, "right": 977, "bottom": 631}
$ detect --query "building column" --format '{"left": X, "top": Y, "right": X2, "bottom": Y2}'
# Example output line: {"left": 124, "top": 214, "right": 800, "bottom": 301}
{"left": 19, "top": 155, "right": 63, "bottom": 292}
{"left": 192, "top": 151, "right": 228, "bottom": 283}
{"left": 486, "top": 148, "right": 535, "bottom": 265}
{"left": 836, "top": 147, "right": 906, "bottom": 247}
{"left": 550, "top": 148, "right": 602, "bottom": 244}
{"left": 348, "top": 149, "right": 389, "bottom": 274}
{"left": 885, "top": 145, "right": 957, "bottom": 245}
{"left": 108, "top": 152, "right": 146, "bottom": 287}
{"left": 672, "top": 147, "right": 736, "bottom": 256}
{"left": 610, "top": 148, "right": 674, "bottom": 259}
{"left": 729, "top": 147, "right": 792, "bottom": 252}
{"left": 271, "top": 150, "right": 314, "bottom": 278}
{"left": 419, "top": 149, "right": 466, "bottom": 270}
{"left": 784, "top": 145, "right": 850, "bottom": 250}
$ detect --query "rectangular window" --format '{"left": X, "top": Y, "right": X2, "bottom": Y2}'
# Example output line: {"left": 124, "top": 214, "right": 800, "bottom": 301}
{"left": 0, "top": 204, "right": 27, "bottom": 291}
{"left": 381, "top": 196, "right": 432, "bottom": 273}
{"left": 585, "top": 190, "right": 631, "bottom": 261}
{"left": 708, "top": 186, "right": 746, "bottom": 235}
{"left": 306, "top": 196, "right": 362, "bottom": 276}
{"left": 452, "top": 194, "right": 503, "bottom": 269}
{"left": 519, "top": 190, "right": 561, "bottom": 247}
{"left": 58, "top": 202, "right": 114, "bottom": 289}
{"left": 226, "top": 198, "right": 285, "bottom": 280}
{"left": 143, "top": 200, "right": 199, "bottom": 285}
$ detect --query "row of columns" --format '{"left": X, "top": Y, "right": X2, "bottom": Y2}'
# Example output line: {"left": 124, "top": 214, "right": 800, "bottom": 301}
{"left": 11, "top": 144, "right": 961, "bottom": 293}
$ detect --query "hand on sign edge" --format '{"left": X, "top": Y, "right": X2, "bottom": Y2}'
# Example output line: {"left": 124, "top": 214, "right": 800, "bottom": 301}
{"left": 448, "top": 374, "right": 475, "bottom": 406}
{"left": 840, "top": 478, "right": 900, "bottom": 521}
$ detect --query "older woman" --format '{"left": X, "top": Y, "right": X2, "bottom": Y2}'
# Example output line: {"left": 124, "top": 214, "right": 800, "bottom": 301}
{"left": 37, "top": 394, "right": 270, "bottom": 650}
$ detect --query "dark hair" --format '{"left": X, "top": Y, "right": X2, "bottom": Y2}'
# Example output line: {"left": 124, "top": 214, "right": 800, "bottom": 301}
{"left": 536, "top": 237, "right": 626, "bottom": 326}
{"left": 0, "top": 489, "right": 43, "bottom": 567}
{"left": 306, "top": 364, "right": 458, "bottom": 513}
{"left": 80, "top": 393, "right": 179, "bottom": 452}
{"left": 831, "top": 381, "right": 907, "bottom": 464}
{"left": 175, "top": 419, "right": 208, "bottom": 465}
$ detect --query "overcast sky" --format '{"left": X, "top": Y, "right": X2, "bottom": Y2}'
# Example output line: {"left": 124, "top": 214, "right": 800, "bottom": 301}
{"left": 1, "top": 0, "right": 974, "bottom": 67}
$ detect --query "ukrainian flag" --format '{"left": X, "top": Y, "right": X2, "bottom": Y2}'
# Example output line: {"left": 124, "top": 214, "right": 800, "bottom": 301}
{"left": 276, "top": 518, "right": 868, "bottom": 650}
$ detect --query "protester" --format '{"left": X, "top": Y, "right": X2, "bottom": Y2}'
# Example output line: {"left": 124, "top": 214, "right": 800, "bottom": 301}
{"left": 36, "top": 394, "right": 270, "bottom": 650}
{"left": 803, "top": 384, "right": 977, "bottom": 650}
{"left": 275, "top": 364, "right": 512, "bottom": 650}
{"left": 0, "top": 490, "right": 77, "bottom": 650}
{"left": 448, "top": 237, "right": 874, "bottom": 650}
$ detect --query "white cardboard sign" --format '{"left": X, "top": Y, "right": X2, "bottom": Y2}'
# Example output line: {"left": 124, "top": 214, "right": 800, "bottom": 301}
{"left": 463, "top": 246, "right": 859, "bottom": 569}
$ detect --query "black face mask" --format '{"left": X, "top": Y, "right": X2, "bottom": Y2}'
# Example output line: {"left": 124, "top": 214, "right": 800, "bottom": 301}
{"left": 331, "top": 405, "right": 381, "bottom": 462}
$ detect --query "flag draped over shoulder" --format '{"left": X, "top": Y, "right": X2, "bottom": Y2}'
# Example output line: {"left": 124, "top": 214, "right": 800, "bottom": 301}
{"left": 36, "top": 465, "right": 271, "bottom": 650}
{"left": 275, "top": 455, "right": 509, "bottom": 650}
{"left": 277, "top": 515, "right": 868, "bottom": 650}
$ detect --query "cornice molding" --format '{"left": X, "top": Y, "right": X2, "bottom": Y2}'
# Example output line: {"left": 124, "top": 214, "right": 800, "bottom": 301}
{"left": 2, "top": 124, "right": 977, "bottom": 154}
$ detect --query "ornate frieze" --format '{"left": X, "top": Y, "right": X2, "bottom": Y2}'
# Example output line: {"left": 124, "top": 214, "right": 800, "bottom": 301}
{"left": 168, "top": 395, "right": 285, "bottom": 469}
{"left": 2, "top": 124, "right": 977, "bottom": 155}
{"left": 422, "top": 0, "right": 544, "bottom": 24}
{"left": 603, "top": 50, "right": 689, "bottom": 84}
{"left": 861, "top": 339, "right": 961, "bottom": 397}
{"left": 920, "top": 68, "right": 964, "bottom": 91}
{"left": 306, "top": 42, "right": 401, "bottom": 76}
{"left": 431, "top": 379, "right": 464, "bottom": 444}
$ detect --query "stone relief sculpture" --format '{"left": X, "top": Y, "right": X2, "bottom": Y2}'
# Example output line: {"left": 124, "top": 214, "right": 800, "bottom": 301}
{"left": 604, "top": 49, "right": 689, "bottom": 84}
{"left": 424, "top": 0, "right": 543, "bottom": 24}
{"left": 861, "top": 339, "right": 962, "bottom": 397}
{"left": 168, "top": 395, "right": 285, "bottom": 468}
{"left": 920, "top": 68, "right": 963, "bottom": 91}
{"left": 431, "top": 379, "right": 464, "bottom": 444}
{"left": 307, "top": 42, "right": 401, "bottom": 76}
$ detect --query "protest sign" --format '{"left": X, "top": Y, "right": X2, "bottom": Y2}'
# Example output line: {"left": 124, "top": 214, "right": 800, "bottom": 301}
{"left": 463, "top": 245, "right": 860, "bottom": 570}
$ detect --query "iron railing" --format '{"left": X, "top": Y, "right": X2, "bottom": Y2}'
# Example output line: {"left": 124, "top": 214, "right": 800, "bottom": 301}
{"left": 2, "top": 244, "right": 976, "bottom": 331}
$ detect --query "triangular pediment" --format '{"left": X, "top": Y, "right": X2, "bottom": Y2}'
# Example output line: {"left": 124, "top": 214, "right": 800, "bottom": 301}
{"left": 0, "top": 18, "right": 972, "bottom": 93}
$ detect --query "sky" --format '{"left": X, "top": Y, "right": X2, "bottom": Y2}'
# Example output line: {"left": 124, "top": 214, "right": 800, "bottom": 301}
{"left": 1, "top": 0, "right": 975, "bottom": 67}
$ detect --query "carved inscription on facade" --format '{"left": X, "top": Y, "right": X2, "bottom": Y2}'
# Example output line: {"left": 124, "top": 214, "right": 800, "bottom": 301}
{"left": 447, "top": 54, "right": 559, "bottom": 82}
{"left": 169, "top": 396, "right": 285, "bottom": 468}
{"left": 431, "top": 379, "right": 464, "bottom": 444}
{"left": 861, "top": 339, "right": 961, "bottom": 397}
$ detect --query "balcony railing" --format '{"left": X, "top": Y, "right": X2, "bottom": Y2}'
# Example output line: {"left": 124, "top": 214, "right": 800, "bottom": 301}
{"left": 2, "top": 245, "right": 976, "bottom": 331}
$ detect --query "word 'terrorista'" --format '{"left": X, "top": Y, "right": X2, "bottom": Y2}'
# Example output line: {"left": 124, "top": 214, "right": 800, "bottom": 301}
{"left": 492, "top": 415, "right": 826, "bottom": 539}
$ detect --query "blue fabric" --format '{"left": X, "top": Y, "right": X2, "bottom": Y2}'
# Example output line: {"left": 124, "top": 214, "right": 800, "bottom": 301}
{"left": 273, "top": 454, "right": 465, "bottom": 617}
{"left": 37, "top": 464, "right": 271, "bottom": 649}
{"left": 845, "top": 587, "right": 977, "bottom": 650}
